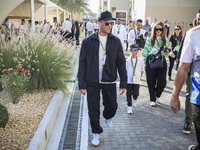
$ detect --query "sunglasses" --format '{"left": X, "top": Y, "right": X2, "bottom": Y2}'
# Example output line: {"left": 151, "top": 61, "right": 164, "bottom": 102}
{"left": 155, "top": 28, "right": 163, "bottom": 31}
{"left": 101, "top": 22, "right": 113, "bottom": 26}
{"left": 175, "top": 28, "right": 180, "bottom": 30}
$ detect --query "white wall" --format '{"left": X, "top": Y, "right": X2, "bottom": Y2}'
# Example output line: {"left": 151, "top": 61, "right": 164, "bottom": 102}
{"left": 134, "top": 0, "right": 146, "bottom": 22}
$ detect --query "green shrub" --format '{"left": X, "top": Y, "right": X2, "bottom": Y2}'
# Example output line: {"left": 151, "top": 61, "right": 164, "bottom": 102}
{"left": 0, "top": 29, "right": 75, "bottom": 92}
{"left": 0, "top": 103, "right": 9, "bottom": 128}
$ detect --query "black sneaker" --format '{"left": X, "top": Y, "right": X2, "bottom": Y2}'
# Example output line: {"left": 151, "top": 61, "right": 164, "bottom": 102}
{"left": 183, "top": 122, "right": 191, "bottom": 134}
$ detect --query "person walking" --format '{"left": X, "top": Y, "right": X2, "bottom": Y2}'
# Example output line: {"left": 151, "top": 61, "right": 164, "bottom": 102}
{"left": 168, "top": 25, "right": 183, "bottom": 81}
{"left": 171, "top": 10, "right": 200, "bottom": 150}
{"left": 126, "top": 43, "right": 144, "bottom": 114}
{"left": 128, "top": 19, "right": 146, "bottom": 48}
{"left": 84, "top": 20, "right": 88, "bottom": 37}
{"left": 126, "top": 21, "right": 133, "bottom": 51}
{"left": 143, "top": 19, "right": 152, "bottom": 37}
{"left": 86, "top": 19, "right": 94, "bottom": 36}
{"left": 62, "top": 17, "right": 72, "bottom": 41}
{"left": 142, "top": 21, "right": 170, "bottom": 107}
{"left": 74, "top": 21, "right": 80, "bottom": 46}
{"left": 151, "top": 18, "right": 157, "bottom": 29}
{"left": 164, "top": 19, "right": 170, "bottom": 37}
{"left": 78, "top": 10, "right": 127, "bottom": 147}
{"left": 112, "top": 19, "right": 127, "bottom": 50}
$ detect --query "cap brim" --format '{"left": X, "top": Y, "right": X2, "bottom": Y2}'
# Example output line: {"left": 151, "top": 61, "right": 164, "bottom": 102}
{"left": 100, "top": 17, "right": 116, "bottom": 21}
{"left": 130, "top": 48, "right": 141, "bottom": 51}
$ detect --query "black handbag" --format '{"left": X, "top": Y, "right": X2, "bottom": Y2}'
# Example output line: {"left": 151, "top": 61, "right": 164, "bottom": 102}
{"left": 148, "top": 45, "right": 164, "bottom": 69}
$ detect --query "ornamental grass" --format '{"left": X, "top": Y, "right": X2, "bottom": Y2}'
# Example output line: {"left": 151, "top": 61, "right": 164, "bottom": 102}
{"left": 0, "top": 28, "right": 75, "bottom": 93}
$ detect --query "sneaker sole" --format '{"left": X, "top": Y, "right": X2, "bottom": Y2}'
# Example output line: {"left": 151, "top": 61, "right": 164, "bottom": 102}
{"left": 183, "top": 130, "right": 191, "bottom": 134}
{"left": 92, "top": 143, "right": 100, "bottom": 147}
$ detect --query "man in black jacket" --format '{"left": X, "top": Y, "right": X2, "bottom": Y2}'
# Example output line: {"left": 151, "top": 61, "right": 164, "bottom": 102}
{"left": 78, "top": 10, "right": 127, "bottom": 147}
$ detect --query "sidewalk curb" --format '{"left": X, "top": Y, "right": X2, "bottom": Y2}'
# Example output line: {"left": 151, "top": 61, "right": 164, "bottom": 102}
{"left": 27, "top": 89, "right": 65, "bottom": 150}
{"left": 27, "top": 46, "right": 80, "bottom": 150}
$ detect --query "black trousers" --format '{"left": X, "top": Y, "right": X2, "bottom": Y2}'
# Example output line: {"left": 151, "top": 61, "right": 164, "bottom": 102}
{"left": 63, "top": 31, "right": 72, "bottom": 41}
{"left": 126, "top": 84, "right": 139, "bottom": 106}
{"left": 192, "top": 104, "right": 200, "bottom": 150}
{"left": 75, "top": 33, "right": 80, "bottom": 45}
{"left": 146, "top": 57, "right": 167, "bottom": 102}
{"left": 87, "top": 83, "right": 117, "bottom": 133}
{"left": 168, "top": 56, "right": 176, "bottom": 77}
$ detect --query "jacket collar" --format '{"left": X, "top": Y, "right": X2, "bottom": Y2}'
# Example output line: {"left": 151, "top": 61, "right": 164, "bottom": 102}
{"left": 91, "top": 32, "right": 115, "bottom": 40}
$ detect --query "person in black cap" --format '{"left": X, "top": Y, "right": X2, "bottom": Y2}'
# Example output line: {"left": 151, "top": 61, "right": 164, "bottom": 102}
{"left": 126, "top": 43, "right": 144, "bottom": 114}
{"left": 78, "top": 10, "right": 127, "bottom": 147}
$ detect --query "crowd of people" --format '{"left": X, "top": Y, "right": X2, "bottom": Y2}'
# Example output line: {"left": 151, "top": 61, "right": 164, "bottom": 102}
{"left": 78, "top": 10, "right": 200, "bottom": 150}
{"left": 1, "top": 18, "right": 84, "bottom": 46}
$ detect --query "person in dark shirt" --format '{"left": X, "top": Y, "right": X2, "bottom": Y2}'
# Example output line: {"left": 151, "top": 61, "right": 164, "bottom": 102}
{"left": 168, "top": 25, "right": 183, "bottom": 81}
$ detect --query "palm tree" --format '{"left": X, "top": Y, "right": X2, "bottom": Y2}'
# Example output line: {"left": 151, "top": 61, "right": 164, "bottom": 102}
{"left": 51, "top": 0, "right": 93, "bottom": 14}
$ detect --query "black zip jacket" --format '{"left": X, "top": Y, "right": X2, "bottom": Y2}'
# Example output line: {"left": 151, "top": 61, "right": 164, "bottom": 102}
{"left": 78, "top": 32, "right": 127, "bottom": 89}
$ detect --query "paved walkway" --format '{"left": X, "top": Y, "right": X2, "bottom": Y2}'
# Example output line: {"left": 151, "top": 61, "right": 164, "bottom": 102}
{"left": 87, "top": 50, "right": 196, "bottom": 150}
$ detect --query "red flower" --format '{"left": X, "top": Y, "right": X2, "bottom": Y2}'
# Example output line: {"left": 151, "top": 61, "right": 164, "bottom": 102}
{"left": 4, "top": 69, "right": 8, "bottom": 73}
{"left": 22, "top": 68, "right": 25, "bottom": 71}
{"left": 17, "top": 68, "right": 22, "bottom": 72}
{"left": 24, "top": 70, "right": 28, "bottom": 73}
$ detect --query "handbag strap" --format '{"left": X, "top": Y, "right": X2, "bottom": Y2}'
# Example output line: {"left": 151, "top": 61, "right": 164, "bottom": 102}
{"left": 158, "top": 44, "right": 164, "bottom": 54}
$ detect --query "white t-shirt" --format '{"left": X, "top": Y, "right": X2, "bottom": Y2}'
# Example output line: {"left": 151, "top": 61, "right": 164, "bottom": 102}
{"left": 86, "top": 22, "right": 94, "bottom": 32}
{"left": 180, "top": 25, "right": 200, "bottom": 105}
{"left": 99, "top": 35, "right": 107, "bottom": 83}
{"left": 128, "top": 28, "right": 146, "bottom": 44}
{"left": 62, "top": 20, "right": 72, "bottom": 32}
{"left": 126, "top": 56, "right": 144, "bottom": 84}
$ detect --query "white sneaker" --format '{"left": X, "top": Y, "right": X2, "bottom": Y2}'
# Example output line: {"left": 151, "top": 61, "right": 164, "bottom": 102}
{"left": 91, "top": 133, "right": 100, "bottom": 147}
{"left": 105, "top": 119, "right": 113, "bottom": 128}
{"left": 157, "top": 97, "right": 162, "bottom": 104}
{"left": 127, "top": 106, "right": 133, "bottom": 114}
{"left": 150, "top": 101, "right": 156, "bottom": 107}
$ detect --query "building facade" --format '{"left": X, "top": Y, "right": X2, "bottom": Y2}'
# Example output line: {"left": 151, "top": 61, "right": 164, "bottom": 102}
{"left": 98, "top": 0, "right": 130, "bottom": 25}
{"left": 133, "top": 0, "right": 200, "bottom": 34}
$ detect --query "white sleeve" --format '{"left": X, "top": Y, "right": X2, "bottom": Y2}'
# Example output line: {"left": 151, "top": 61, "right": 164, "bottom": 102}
{"left": 180, "top": 33, "right": 194, "bottom": 63}
{"left": 123, "top": 26, "right": 127, "bottom": 40}
{"left": 112, "top": 25, "right": 117, "bottom": 35}
{"left": 128, "top": 30, "right": 135, "bottom": 44}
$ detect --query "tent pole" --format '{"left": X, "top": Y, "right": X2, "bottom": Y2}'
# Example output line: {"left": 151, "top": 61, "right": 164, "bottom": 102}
{"left": 30, "top": 0, "right": 35, "bottom": 31}
{"left": 56, "top": 8, "right": 59, "bottom": 23}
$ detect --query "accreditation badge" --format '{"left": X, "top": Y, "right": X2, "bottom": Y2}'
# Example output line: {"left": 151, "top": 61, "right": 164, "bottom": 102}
{"left": 133, "top": 76, "right": 137, "bottom": 84}
{"left": 101, "top": 55, "right": 106, "bottom": 65}
{"left": 175, "top": 46, "right": 180, "bottom": 51}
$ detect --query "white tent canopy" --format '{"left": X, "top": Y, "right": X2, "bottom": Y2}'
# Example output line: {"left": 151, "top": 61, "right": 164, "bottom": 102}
{"left": 35, "top": 0, "right": 65, "bottom": 24}
{"left": 0, "top": 0, "right": 65, "bottom": 27}
{"left": 0, "top": 0, "right": 47, "bottom": 25}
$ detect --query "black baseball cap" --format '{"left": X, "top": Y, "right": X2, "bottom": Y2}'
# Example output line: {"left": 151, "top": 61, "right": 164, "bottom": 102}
{"left": 130, "top": 43, "right": 141, "bottom": 51}
{"left": 98, "top": 10, "right": 116, "bottom": 21}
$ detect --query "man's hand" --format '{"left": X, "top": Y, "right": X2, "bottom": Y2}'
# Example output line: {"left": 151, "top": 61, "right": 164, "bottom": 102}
{"left": 80, "top": 89, "right": 87, "bottom": 95}
{"left": 119, "top": 88, "right": 126, "bottom": 95}
{"left": 170, "top": 95, "right": 180, "bottom": 113}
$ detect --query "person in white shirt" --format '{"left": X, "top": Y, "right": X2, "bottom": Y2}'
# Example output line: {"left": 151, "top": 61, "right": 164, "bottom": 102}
{"left": 126, "top": 43, "right": 144, "bottom": 114}
{"left": 62, "top": 17, "right": 72, "bottom": 40}
{"left": 41, "top": 19, "right": 50, "bottom": 35}
{"left": 171, "top": 10, "right": 200, "bottom": 150}
{"left": 86, "top": 19, "right": 94, "bottom": 36}
{"left": 94, "top": 21, "right": 99, "bottom": 32}
{"left": 112, "top": 19, "right": 127, "bottom": 50}
{"left": 128, "top": 19, "right": 146, "bottom": 48}
{"left": 151, "top": 18, "right": 157, "bottom": 29}
{"left": 18, "top": 19, "right": 26, "bottom": 35}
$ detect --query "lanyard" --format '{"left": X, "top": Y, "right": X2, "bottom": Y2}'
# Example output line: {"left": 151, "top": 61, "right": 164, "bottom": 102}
{"left": 131, "top": 57, "right": 138, "bottom": 76}
{"left": 117, "top": 25, "right": 121, "bottom": 34}
{"left": 98, "top": 34, "right": 108, "bottom": 55}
